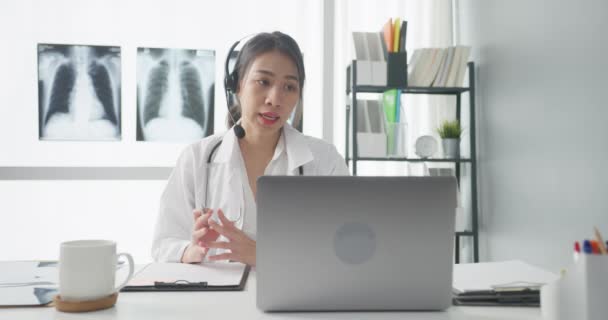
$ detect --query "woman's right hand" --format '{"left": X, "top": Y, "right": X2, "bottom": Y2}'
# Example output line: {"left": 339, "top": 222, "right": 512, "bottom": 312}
{"left": 181, "top": 208, "right": 221, "bottom": 263}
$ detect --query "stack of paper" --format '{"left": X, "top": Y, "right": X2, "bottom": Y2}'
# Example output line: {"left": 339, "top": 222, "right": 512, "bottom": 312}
{"left": 453, "top": 260, "right": 558, "bottom": 306}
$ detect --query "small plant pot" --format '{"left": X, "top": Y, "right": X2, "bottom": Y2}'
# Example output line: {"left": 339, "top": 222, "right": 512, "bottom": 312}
{"left": 442, "top": 138, "right": 460, "bottom": 159}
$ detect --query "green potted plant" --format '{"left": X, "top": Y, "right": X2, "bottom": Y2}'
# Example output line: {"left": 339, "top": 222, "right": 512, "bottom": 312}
{"left": 436, "top": 120, "right": 463, "bottom": 158}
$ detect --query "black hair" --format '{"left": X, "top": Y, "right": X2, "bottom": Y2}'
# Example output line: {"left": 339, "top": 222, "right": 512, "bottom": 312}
{"left": 227, "top": 31, "right": 305, "bottom": 128}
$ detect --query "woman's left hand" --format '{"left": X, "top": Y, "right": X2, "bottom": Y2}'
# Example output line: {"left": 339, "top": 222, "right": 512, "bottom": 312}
{"left": 202, "top": 209, "right": 256, "bottom": 266}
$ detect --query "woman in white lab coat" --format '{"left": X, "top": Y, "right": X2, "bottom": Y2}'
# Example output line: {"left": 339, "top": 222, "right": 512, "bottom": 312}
{"left": 151, "top": 32, "right": 349, "bottom": 266}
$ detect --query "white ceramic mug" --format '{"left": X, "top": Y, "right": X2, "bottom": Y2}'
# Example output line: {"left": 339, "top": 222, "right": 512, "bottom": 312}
{"left": 59, "top": 240, "right": 134, "bottom": 302}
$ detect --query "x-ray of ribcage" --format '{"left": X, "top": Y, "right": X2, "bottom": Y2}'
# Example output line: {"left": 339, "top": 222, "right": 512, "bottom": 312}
{"left": 136, "top": 48, "right": 214, "bottom": 142}
{"left": 38, "top": 44, "right": 121, "bottom": 141}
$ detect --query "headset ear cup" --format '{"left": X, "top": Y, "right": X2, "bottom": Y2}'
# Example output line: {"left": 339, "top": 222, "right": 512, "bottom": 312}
{"left": 224, "top": 76, "right": 230, "bottom": 94}
{"left": 229, "top": 71, "right": 238, "bottom": 93}
{"left": 224, "top": 73, "right": 236, "bottom": 94}
{"left": 224, "top": 76, "right": 231, "bottom": 94}
{"left": 227, "top": 75, "right": 233, "bottom": 93}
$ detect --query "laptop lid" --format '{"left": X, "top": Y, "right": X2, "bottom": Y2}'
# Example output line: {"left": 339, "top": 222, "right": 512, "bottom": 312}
{"left": 256, "top": 176, "right": 457, "bottom": 311}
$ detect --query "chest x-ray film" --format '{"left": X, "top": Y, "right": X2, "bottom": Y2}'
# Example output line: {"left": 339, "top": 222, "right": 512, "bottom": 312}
{"left": 38, "top": 44, "right": 121, "bottom": 141}
{"left": 136, "top": 47, "right": 215, "bottom": 142}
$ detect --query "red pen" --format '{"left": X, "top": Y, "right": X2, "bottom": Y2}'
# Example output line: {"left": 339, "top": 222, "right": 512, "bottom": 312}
{"left": 574, "top": 241, "right": 581, "bottom": 261}
{"left": 591, "top": 240, "right": 600, "bottom": 254}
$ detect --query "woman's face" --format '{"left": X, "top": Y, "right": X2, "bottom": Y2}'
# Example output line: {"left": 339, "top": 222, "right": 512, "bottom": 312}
{"left": 236, "top": 50, "right": 301, "bottom": 134}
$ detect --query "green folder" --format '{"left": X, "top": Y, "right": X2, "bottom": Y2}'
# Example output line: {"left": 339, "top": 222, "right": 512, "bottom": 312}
{"left": 382, "top": 89, "right": 398, "bottom": 123}
{"left": 383, "top": 89, "right": 398, "bottom": 155}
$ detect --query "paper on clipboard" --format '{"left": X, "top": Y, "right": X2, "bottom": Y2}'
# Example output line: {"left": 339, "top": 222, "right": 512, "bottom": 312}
{"left": 128, "top": 262, "right": 247, "bottom": 287}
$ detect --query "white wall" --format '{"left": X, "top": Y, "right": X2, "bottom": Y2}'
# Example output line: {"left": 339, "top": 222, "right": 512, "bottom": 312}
{"left": 457, "top": 0, "right": 608, "bottom": 271}
{"left": 0, "top": 0, "right": 324, "bottom": 262}
{"left": 0, "top": 180, "right": 165, "bottom": 263}
{"left": 0, "top": 0, "right": 324, "bottom": 167}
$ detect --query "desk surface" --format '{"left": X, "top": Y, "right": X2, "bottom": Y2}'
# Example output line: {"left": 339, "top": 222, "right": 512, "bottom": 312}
{"left": 0, "top": 271, "right": 542, "bottom": 320}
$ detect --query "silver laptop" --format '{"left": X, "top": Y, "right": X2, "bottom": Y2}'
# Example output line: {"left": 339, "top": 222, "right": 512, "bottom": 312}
{"left": 256, "top": 176, "right": 457, "bottom": 312}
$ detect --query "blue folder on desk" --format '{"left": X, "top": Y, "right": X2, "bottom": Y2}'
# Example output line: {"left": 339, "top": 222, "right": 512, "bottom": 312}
{"left": 121, "top": 262, "right": 250, "bottom": 292}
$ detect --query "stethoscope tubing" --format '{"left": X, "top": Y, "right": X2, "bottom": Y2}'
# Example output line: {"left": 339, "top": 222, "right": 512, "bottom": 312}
{"left": 202, "top": 138, "right": 303, "bottom": 224}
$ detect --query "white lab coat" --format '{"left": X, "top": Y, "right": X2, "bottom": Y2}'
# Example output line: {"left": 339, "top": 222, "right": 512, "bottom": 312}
{"left": 151, "top": 124, "right": 349, "bottom": 262}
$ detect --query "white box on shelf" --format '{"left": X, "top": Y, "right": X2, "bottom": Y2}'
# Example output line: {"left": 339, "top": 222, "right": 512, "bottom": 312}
{"left": 371, "top": 61, "right": 387, "bottom": 86}
{"left": 355, "top": 61, "right": 374, "bottom": 86}
{"left": 355, "top": 60, "right": 387, "bottom": 86}
{"left": 356, "top": 133, "right": 387, "bottom": 157}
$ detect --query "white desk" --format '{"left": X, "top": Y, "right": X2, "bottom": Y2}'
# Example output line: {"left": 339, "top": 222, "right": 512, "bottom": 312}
{"left": 0, "top": 271, "right": 542, "bottom": 320}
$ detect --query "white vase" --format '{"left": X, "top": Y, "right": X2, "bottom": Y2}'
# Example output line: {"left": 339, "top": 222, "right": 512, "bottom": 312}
{"left": 442, "top": 138, "right": 460, "bottom": 158}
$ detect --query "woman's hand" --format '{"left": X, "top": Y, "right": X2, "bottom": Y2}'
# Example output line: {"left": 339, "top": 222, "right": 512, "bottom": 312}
{"left": 181, "top": 208, "right": 221, "bottom": 263}
{"left": 202, "top": 209, "right": 257, "bottom": 266}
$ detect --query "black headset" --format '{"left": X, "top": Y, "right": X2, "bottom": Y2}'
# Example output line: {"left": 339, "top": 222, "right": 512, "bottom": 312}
{"left": 223, "top": 37, "right": 248, "bottom": 139}
{"left": 224, "top": 33, "right": 305, "bottom": 138}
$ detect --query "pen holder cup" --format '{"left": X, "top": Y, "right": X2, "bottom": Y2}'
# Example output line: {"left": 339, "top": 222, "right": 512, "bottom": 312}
{"left": 386, "top": 122, "right": 407, "bottom": 157}
{"left": 541, "top": 255, "right": 608, "bottom": 320}
{"left": 387, "top": 51, "right": 408, "bottom": 87}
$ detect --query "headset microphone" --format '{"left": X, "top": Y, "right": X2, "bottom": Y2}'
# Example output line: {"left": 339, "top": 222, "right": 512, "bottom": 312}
{"left": 233, "top": 121, "right": 246, "bottom": 139}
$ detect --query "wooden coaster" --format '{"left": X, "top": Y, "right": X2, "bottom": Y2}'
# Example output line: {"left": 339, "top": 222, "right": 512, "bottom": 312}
{"left": 53, "top": 293, "right": 118, "bottom": 313}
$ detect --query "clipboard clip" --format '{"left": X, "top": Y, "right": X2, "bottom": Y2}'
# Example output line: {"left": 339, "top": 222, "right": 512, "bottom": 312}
{"left": 154, "top": 280, "right": 208, "bottom": 289}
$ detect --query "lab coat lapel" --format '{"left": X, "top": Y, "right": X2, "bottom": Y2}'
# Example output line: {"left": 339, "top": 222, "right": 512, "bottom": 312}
{"left": 283, "top": 124, "right": 314, "bottom": 174}
{"left": 211, "top": 129, "right": 235, "bottom": 165}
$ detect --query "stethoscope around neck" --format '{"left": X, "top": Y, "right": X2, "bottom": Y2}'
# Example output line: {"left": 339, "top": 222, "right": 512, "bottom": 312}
{"left": 202, "top": 134, "right": 304, "bottom": 224}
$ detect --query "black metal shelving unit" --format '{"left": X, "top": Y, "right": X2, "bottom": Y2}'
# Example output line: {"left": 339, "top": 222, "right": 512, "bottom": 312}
{"left": 345, "top": 60, "right": 479, "bottom": 263}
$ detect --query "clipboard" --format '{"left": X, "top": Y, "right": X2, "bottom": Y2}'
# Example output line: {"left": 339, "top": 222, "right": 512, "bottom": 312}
{"left": 0, "top": 261, "right": 58, "bottom": 307}
{"left": 121, "top": 262, "right": 250, "bottom": 292}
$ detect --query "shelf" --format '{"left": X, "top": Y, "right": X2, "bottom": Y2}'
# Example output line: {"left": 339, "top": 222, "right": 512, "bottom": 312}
{"left": 348, "top": 86, "right": 470, "bottom": 95}
{"left": 455, "top": 231, "right": 475, "bottom": 237}
{"left": 346, "top": 62, "right": 479, "bottom": 263}
{"left": 347, "top": 157, "right": 473, "bottom": 163}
